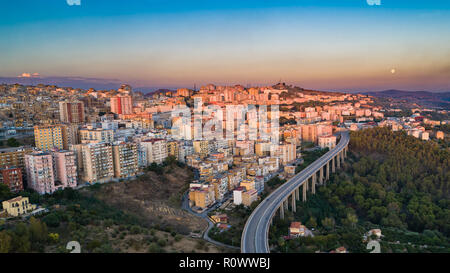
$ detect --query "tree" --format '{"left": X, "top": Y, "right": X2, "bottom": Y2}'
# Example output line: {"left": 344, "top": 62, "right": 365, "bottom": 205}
{"left": 164, "top": 155, "right": 177, "bottom": 166}
{"left": 147, "top": 162, "right": 163, "bottom": 175}
{"left": 29, "top": 217, "right": 48, "bottom": 242}
{"left": 48, "top": 233, "right": 60, "bottom": 243}
{"left": 6, "top": 138, "right": 20, "bottom": 147}
{"left": 0, "top": 231, "right": 12, "bottom": 253}
{"left": 0, "top": 183, "right": 13, "bottom": 200}
{"left": 322, "top": 217, "right": 335, "bottom": 231}
{"left": 11, "top": 223, "right": 31, "bottom": 252}
{"left": 43, "top": 213, "right": 60, "bottom": 228}
{"left": 343, "top": 213, "right": 358, "bottom": 229}
{"left": 306, "top": 216, "right": 317, "bottom": 229}
{"left": 148, "top": 243, "right": 162, "bottom": 253}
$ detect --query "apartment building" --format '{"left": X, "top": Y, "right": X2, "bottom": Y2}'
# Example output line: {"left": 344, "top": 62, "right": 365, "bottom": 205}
{"left": 52, "top": 150, "right": 78, "bottom": 189}
{"left": 178, "top": 144, "right": 194, "bottom": 163}
{"left": 81, "top": 143, "right": 114, "bottom": 183}
{"left": 167, "top": 140, "right": 180, "bottom": 160}
{"left": 189, "top": 184, "right": 215, "bottom": 209}
{"left": 25, "top": 152, "right": 56, "bottom": 194}
{"left": 193, "top": 140, "right": 209, "bottom": 157}
{"left": 61, "top": 124, "right": 80, "bottom": 150}
{"left": 0, "top": 146, "right": 33, "bottom": 180}
{"left": 0, "top": 166, "right": 23, "bottom": 193}
{"left": 80, "top": 127, "right": 114, "bottom": 144}
{"left": 110, "top": 95, "right": 133, "bottom": 115}
{"left": 34, "top": 125, "right": 64, "bottom": 151}
{"left": 242, "top": 189, "right": 258, "bottom": 207}
{"left": 212, "top": 174, "right": 228, "bottom": 201}
{"left": 112, "top": 142, "right": 139, "bottom": 179}
{"left": 271, "top": 142, "right": 296, "bottom": 165}
{"left": 255, "top": 142, "right": 271, "bottom": 157}
{"left": 300, "top": 124, "right": 333, "bottom": 143}
{"left": 233, "top": 186, "right": 245, "bottom": 205}
{"left": 59, "top": 101, "right": 85, "bottom": 124}
{"left": 140, "top": 139, "right": 168, "bottom": 164}
{"left": 240, "top": 177, "right": 256, "bottom": 191}
{"left": 318, "top": 135, "right": 337, "bottom": 149}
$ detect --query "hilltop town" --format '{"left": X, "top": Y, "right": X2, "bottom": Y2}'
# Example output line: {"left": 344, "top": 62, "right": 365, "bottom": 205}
{"left": 0, "top": 82, "right": 448, "bottom": 253}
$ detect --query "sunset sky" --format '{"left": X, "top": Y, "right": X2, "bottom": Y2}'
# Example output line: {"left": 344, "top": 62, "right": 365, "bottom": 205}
{"left": 0, "top": 0, "right": 449, "bottom": 92}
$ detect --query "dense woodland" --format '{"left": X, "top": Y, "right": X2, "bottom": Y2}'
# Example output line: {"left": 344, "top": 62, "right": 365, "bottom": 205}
{"left": 271, "top": 127, "right": 449, "bottom": 253}
{"left": 348, "top": 127, "right": 449, "bottom": 234}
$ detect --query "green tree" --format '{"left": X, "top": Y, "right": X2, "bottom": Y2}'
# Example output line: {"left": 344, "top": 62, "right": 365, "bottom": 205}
{"left": 6, "top": 138, "right": 20, "bottom": 147}
{"left": 306, "top": 216, "right": 317, "bottom": 229}
{"left": 322, "top": 217, "right": 335, "bottom": 231}
{"left": 0, "top": 183, "right": 13, "bottom": 200}
{"left": 29, "top": 217, "right": 48, "bottom": 242}
{"left": 0, "top": 231, "right": 12, "bottom": 253}
{"left": 343, "top": 213, "right": 358, "bottom": 229}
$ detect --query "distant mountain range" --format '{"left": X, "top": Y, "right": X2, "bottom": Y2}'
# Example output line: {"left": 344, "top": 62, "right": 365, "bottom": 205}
{"left": 362, "top": 90, "right": 450, "bottom": 109}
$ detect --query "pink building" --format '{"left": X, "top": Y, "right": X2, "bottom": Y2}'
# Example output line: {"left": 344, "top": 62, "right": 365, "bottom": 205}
{"left": 52, "top": 150, "right": 78, "bottom": 189}
{"left": 111, "top": 95, "right": 133, "bottom": 115}
{"left": 25, "top": 152, "right": 56, "bottom": 194}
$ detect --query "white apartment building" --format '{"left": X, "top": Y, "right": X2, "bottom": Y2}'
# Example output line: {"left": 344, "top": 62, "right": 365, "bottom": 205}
{"left": 80, "top": 127, "right": 114, "bottom": 144}
{"left": 81, "top": 143, "right": 114, "bottom": 183}
{"left": 140, "top": 139, "right": 168, "bottom": 164}
{"left": 318, "top": 135, "right": 337, "bottom": 149}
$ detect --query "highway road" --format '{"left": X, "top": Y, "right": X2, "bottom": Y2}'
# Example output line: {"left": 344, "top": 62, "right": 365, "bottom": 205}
{"left": 241, "top": 131, "right": 350, "bottom": 253}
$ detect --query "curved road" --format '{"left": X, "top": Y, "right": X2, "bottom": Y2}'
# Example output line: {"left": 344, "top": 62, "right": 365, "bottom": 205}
{"left": 241, "top": 131, "right": 350, "bottom": 253}
{"left": 181, "top": 192, "right": 240, "bottom": 250}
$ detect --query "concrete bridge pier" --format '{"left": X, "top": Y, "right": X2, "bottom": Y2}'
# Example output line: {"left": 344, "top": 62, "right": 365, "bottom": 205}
{"left": 295, "top": 187, "right": 300, "bottom": 201}
{"left": 284, "top": 198, "right": 288, "bottom": 211}
{"left": 319, "top": 167, "right": 324, "bottom": 185}
{"left": 291, "top": 192, "right": 296, "bottom": 213}
{"left": 280, "top": 203, "right": 284, "bottom": 220}
{"left": 332, "top": 157, "right": 336, "bottom": 173}
{"left": 337, "top": 153, "right": 341, "bottom": 169}
{"left": 312, "top": 173, "right": 316, "bottom": 194}
{"left": 303, "top": 183, "right": 307, "bottom": 202}
{"left": 326, "top": 161, "right": 330, "bottom": 181}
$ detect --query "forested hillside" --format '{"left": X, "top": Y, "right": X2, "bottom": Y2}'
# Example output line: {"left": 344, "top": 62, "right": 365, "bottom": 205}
{"left": 270, "top": 127, "right": 449, "bottom": 253}
{"left": 349, "top": 127, "right": 449, "bottom": 234}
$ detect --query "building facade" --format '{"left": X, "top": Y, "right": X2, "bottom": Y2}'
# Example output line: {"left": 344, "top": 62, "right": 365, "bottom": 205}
{"left": 25, "top": 152, "right": 56, "bottom": 194}
{"left": 112, "top": 142, "right": 139, "bottom": 179}
{"left": 81, "top": 143, "right": 114, "bottom": 183}
{"left": 0, "top": 167, "right": 23, "bottom": 193}
{"left": 52, "top": 150, "right": 78, "bottom": 189}
{"left": 59, "top": 101, "right": 85, "bottom": 124}
{"left": 34, "top": 125, "right": 64, "bottom": 151}
{"left": 111, "top": 95, "right": 133, "bottom": 115}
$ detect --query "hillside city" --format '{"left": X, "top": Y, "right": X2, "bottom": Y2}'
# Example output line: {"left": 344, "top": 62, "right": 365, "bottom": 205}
{"left": 0, "top": 82, "right": 448, "bottom": 253}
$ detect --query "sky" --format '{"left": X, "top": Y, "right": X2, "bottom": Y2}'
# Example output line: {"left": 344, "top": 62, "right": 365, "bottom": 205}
{"left": 0, "top": 0, "right": 449, "bottom": 92}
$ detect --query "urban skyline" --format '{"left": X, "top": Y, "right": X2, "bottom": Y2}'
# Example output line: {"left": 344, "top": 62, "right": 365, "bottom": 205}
{"left": 0, "top": 0, "right": 449, "bottom": 261}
